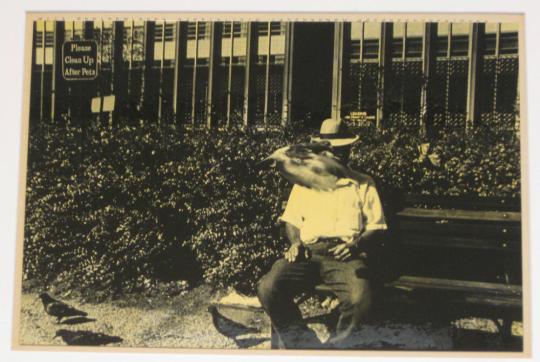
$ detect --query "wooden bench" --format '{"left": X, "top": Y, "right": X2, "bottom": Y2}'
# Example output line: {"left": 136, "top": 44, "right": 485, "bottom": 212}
{"left": 214, "top": 194, "right": 523, "bottom": 349}
{"left": 377, "top": 194, "right": 522, "bottom": 341}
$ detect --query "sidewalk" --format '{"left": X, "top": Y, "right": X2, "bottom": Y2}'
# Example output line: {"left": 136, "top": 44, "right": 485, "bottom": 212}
{"left": 16, "top": 287, "right": 522, "bottom": 350}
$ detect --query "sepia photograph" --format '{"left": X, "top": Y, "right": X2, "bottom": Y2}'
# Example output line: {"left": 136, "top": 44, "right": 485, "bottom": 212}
{"left": 13, "top": 13, "right": 527, "bottom": 354}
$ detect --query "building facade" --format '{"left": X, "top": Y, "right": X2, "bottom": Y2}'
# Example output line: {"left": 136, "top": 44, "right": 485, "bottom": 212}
{"left": 31, "top": 20, "right": 519, "bottom": 132}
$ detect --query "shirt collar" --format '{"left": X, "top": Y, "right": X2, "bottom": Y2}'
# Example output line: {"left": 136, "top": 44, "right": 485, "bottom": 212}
{"left": 336, "top": 178, "right": 359, "bottom": 187}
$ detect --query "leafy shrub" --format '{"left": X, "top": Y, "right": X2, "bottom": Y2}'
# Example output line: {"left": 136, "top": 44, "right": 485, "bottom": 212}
{"left": 23, "top": 116, "right": 520, "bottom": 299}
{"left": 349, "top": 119, "right": 520, "bottom": 199}
{"left": 23, "top": 121, "right": 302, "bottom": 298}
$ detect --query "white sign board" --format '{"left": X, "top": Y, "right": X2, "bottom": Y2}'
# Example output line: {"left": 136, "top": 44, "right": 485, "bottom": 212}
{"left": 91, "top": 95, "right": 116, "bottom": 113}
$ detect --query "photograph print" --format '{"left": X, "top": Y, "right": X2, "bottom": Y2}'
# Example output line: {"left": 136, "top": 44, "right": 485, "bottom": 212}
{"left": 15, "top": 13, "right": 526, "bottom": 354}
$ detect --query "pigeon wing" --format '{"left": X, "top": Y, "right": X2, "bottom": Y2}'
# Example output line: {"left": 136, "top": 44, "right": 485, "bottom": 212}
{"left": 285, "top": 144, "right": 311, "bottom": 159}
{"left": 303, "top": 141, "right": 333, "bottom": 153}
{"left": 277, "top": 162, "right": 319, "bottom": 189}
{"left": 277, "top": 153, "right": 346, "bottom": 191}
{"left": 83, "top": 332, "right": 122, "bottom": 346}
{"left": 314, "top": 154, "right": 350, "bottom": 178}
{"left": 285, "top": 142, "right": 333, "bottom": 160}
{"left": 304, "top": 160, "right": 342, "bottom": 190}
{"left": 302, "top": 154, "right": 350, "bottom": 189}
{"left": 68, "top": 333, "right": 88, "bottom": 345}
{"left": 47, "top": 302, "right": 87, "bottom": 318}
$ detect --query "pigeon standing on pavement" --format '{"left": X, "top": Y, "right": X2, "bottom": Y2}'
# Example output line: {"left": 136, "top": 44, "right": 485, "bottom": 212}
{"left": 207, "top": 305, "right": 260, "bottom": 344}
{"left": 39, "top": 292, "right": 88, "bottom": 323}
{"left": 53, "top": 329, "right": 123, "bottom": 346}
{"left": 258, "top": 142, "right": 353, "bottom": 191}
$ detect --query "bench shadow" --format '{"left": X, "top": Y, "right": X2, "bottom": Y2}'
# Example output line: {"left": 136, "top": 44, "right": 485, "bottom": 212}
{"left": 453, "top": 328, "right": 523, "bottom": 352}
{"left": 60, "top": 316, "right": 97, "bottom": 325}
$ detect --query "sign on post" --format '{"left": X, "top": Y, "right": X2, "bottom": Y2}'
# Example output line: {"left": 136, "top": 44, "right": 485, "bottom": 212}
{"left": 62, "top": 41, "right": 98, "bottom": 80}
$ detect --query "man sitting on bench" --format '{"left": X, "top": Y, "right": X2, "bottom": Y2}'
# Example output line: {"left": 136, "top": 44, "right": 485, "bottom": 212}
{"left": 257, "top": 118, "right": 388, "bottom": 349}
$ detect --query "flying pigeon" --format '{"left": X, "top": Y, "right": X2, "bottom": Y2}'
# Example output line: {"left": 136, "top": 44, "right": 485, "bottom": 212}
{"left": 53, "top": 329, "right": 123, "bottom": 346}
{"left": 259, "top": 142, "right": 353, "bottom": 191}
{"left": 39, "top": 293, "right": 88, "bottom": 323}
{"left": 208, "top": 305, "right": 259, "bottom": 342}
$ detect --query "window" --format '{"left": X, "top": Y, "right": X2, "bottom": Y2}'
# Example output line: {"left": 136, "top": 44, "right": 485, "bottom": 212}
{"left": 450, "top": 23, "right": 470, "bottom": 57}
{"left": 94, "top": 21, "right": 113, "bottom": 65}
{"left": 123, "top": 21, "right": 145, "bottom": 65}
{"left": 392, "top": 23, "right": 405, "bottom": 58}
{"left": 500, "top": 23, "right": 519, "bottom": 55}
{"left": 349, "top": 22, "right": 363, "bottom": 61}
{"left": 154, "top": 21, "right": 176, "bottom": 64}
{"left": 436, "top": 23, "right": 450, "bottom": 57}
{"left": 34, "top": 21, "right": 54, "bottom": 65}
{"left": 484, "top": 34, "right": 497, "bottom": 56}
{"left": 257, "top": 22, "right": 286, "bottom": 63}
{"left": 405, "top": 22, "right": 423, "bottom": 58}
{"left": 451, "top": 35, "right": 469, "bottom": 56}
{"left": 362, "top": 22, "right": 380, "bottom": 60}
{"left": 65, "top": 21, "right": 84, "bottom": 41}
{"left": 186, "top": 22, "right": 211, "bottom": 61}
{"left": 499, "top": 32, "right": 518, "bottom": 55}
{"left": 406, "top": 37, "right": 422, "bottom": 58}
{"left": 221, "top": 22, "right": 248, "bottom": 61}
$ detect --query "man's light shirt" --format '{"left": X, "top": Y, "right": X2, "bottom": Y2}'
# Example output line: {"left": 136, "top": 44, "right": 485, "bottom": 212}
{"left": 280, "top": 178, "right": 387, "bottom": 244}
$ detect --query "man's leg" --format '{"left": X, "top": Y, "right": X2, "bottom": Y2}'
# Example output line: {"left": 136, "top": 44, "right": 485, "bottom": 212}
{"left": 319, "top": 256, "right": 372, "bottom": 348}
{"left": 257, "top": 258, "right": 321, "bottom": 349}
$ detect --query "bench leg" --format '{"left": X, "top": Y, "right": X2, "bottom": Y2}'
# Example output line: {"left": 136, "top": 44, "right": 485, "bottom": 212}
{"left": 270, "top": 325, "right": 282, "bottom": 349}
{"left": 493, "top": 318, "right": 513, "bottom": 346}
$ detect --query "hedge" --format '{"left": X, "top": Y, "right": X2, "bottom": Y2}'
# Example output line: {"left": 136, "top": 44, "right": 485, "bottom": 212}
{"left": 349, "top": 119, "right": 520, "bottom": 199}
{"left": 22, "top": 118, "right": 520, "bottom": 300}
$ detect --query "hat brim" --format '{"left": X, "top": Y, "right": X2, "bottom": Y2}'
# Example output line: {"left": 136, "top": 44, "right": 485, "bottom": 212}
{"left": 310, "top": 135, "right": 359, "bottom": 147}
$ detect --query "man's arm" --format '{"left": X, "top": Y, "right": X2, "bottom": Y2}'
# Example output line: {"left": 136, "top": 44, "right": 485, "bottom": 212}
{"left": 353, "top": 229, "right": 385, "bottom": 250}
{"left": 283, "top": 222, "right": 310, "bottom": 263}
{"left": 285, "top": 222, "right": 302, "bottom": 245}
{"left": 280, "top": 185, "right": 309, "bottom": 263}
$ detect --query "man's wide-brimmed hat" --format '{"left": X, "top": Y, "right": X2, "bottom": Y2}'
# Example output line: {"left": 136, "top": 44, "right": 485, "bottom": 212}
{"left": 310, "top": 118, "right": 359, "bottom": 147}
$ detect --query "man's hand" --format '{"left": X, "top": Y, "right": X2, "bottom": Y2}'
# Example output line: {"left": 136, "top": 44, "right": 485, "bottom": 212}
{"left": 328, "top": 243, "right": 357, "bottom": 261}
{"left": 284, "top": 242, "right": 310, "bottom": 263}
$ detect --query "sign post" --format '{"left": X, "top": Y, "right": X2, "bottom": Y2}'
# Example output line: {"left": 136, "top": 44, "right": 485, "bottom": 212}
{"left": 62, "top": 40, "right": 98, "bottom": 124}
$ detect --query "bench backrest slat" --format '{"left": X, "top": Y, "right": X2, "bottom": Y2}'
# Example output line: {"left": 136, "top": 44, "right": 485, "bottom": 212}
{"left": 394, "top": 275, "right": 522, "bottom": 296}
{"left": 398, "top": 233, "right": 520, "bottom": 251}
{"left": 398, "top": 220, "right": 521, "bottom": 240}
{"left": 404, "top": 194, "right": 520, "bottom": 211}
{"left": 397, "top": 208, "right": 521, "bottom": 222}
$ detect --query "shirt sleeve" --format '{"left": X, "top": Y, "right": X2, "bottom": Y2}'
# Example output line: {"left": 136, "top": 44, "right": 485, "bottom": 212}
{"left": 362, "top": 184, "right": 388, "bottom": 231}
{"left": 279, "top": 185, "right": 305, "bottom": 229}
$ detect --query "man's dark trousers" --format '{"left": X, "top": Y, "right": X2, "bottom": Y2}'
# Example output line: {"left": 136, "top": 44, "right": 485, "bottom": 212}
{"left": 257, "top": 240, "right": 373, "bottom": 349}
